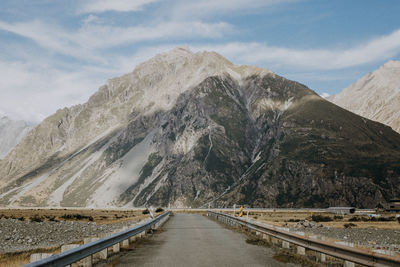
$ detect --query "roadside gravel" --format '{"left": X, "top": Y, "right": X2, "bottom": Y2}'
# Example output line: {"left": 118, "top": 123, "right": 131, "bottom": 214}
{"left": 291, "top": 226, "right": 400, "bottom": 251}
{"left": 0, "top": 218, "right": 144, "bottom": 253}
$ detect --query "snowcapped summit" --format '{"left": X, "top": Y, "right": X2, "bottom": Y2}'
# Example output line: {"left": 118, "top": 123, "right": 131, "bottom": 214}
{"left": 328, "top": 60, "right": 400, "bottom": 133}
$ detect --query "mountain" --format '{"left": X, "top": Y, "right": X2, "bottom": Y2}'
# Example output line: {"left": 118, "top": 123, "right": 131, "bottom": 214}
{"left": 328, "top": 60, "right": 400, "bottom": 133}
{"left": 0, "top": 116, "right": 32, "bottom": 159}
{"left": 0, "top": 47, "right": 399, "bottom": 208}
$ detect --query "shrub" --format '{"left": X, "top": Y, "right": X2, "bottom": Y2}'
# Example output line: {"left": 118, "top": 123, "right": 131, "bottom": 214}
{"left": 30, "top": 215, "right": 43, "bottom": 222}
{"left": 381, "top": 216, "right": 395, "bottom": 221}
{"left": 333, "top": 215, "right": 343, "bottom": 220}
{"left": 155, "top": 207, "right": 164, "bottom": 213}
{"left": 312, "top": 214, "right": 333, "bottom": 222}
{"left": 287, "top": 219, "right": 301, "bottom": 222}
{"left": 142, "top": 209, "right": 150, "bottom": 214}
{"left": 18, "top": 217, "right": 25, "bottom": 221}
{"left": 348, "top": 216, "right": 361, "bottom": 222}
{"left": 61, "top": 214, "right": 94, "bottom": 221}
{"left": 344, "top": 223, "right": 357, "bottom": 228}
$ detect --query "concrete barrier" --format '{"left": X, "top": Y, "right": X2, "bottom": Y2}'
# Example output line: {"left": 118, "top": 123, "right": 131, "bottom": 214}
{"left": 282, "top": 241, "right": 290, "bottom": 249}
{"left": 30, "top": 253, "right": 53, "bottom": 263}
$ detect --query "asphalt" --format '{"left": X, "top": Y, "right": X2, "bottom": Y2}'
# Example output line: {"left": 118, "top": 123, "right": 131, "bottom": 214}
{"left": 98, "top": 213, "right": 295, "bottom": 267}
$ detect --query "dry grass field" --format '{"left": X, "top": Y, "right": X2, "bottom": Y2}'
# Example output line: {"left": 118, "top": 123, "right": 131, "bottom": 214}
{"left": 0, "top": 247, "right": 61, "bottom": 267}
{"left": 0, "top": 208, "right": 152, "bottom": 224}
{"left": 230, "top": 210, "right": 400, "bottom": 229}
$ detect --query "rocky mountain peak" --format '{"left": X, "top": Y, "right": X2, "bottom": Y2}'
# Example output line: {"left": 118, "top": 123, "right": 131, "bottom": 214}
{"left": 381, "top": 59, "right": 400, "bottom": 69}
{"left": 328, "top": 60, "right": 400, "bottom": 133}
{"left": 100, "top": 48, "right": 274, "bottom": 116}
{"left": 1, "top": 48, "right": 399, "bottom": 209}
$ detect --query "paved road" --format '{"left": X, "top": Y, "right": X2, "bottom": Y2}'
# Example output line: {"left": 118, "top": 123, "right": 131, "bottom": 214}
{"left": 99, "top": 213, "right": 295, "bottom": 267}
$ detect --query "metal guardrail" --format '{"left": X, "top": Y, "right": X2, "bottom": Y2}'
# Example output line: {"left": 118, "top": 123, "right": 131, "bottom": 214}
{"left": 207, "top": 211, "right": 400, "bottom": 267}
{"left": 24, "top": 211, "right": 170, "bottom": 267}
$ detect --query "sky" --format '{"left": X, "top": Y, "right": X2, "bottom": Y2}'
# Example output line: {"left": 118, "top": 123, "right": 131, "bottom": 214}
{"left": 0, "top": 0, "right": 400, "bottom": 123}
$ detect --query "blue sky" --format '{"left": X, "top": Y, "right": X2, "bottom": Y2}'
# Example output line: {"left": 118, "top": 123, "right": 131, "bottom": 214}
{"left": 0, "top": 0, "right": 400, "bottom": 123}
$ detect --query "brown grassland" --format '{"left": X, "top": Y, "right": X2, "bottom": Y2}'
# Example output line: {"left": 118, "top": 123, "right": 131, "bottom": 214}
{"left": 0, "top": 208, "right": 150, "bottom": 224}
{"left": 229, "top": 210, "right": 400, "bottom": 229}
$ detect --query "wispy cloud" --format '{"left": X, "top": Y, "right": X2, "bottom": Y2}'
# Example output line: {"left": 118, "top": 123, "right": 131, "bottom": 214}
{"left": 77, "top": 0, "right": 159, "bottom": 14}
{"left": 1, "top": 0, "right": 399, "bottom": 123}
{"left": 192, "top": 29, "right": 400, "bottom": 70}
{"left": 0, "top": 19, "right": 232, "bottom": 62}
{"left": 0, "top": 59, "right": 105, "bottom": 123}
{"left": 169, "top": 0, "right": 300, "bottom": 19}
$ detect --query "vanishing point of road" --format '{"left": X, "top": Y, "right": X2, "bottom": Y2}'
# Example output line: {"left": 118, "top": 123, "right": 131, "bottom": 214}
{"left": 98, "top": 213, "right": 296, "bottom": 267}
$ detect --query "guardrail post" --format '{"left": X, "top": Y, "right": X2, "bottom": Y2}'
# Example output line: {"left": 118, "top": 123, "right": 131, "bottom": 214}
{"left": 81, "top": 238, "right": 93, "bottom": 267}
{"left": 310, "top": 235, "right": 326, "bottom": 262}
{"left": 61, "top": 244, "right": 80, "bottom": 267}
{"left": 294, "top": 231, "right": 306, "bottom": 255}
{"left": 335, "top": 242, "right": 355, "bottom": 267}
{"left": 296, "top": 245, "right": 306, "bottom": 255}
{"left": 262, "top": 233, "right": 270, "bottom": 243}
{"left": 344, "top": 260, "right": 355, "bottom": 267}
{"left": 30, "top": 253, "right": 53, "bottom": 263}
{"left": 113, "top": 242, "right": 120, "bottom": 252}
{"left": 129, "top": 235, "right": 136, "bottom": 243}
{"left": 84, "top": 237, "right": 106, "bottom": 263}
{"left": 282, "top": 241, "right": 290, "bottom": 249}
{"left": 120, "top": 239, "right": 130, "bottom": 248}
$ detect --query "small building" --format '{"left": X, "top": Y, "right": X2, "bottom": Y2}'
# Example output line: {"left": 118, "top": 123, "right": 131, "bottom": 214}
{"left": 326, "top": 207, "right": 356, "bottom": 215}
{"left": 387, "top": 199, "right": 400, "bottom": 212}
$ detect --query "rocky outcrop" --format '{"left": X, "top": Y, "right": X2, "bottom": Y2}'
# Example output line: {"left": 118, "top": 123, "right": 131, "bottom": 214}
{"left": 0, "top": 48, "right": 399, "bottom": 208}
{"left": 328, "top": 60, "right": 400, "bottom": 133}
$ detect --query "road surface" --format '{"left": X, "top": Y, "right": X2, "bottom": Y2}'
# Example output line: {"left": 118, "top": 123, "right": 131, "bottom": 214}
{"left": 98, "top": 213, "right": 296, "bottom": 266}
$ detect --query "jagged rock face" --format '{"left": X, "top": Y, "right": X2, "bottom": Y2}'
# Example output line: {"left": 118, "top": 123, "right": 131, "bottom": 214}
{"left": 0, "top": 48, "right": 399, "bottom": 208}
{"left": 0, "top": 117, "right": 32, "bottom": 159}
{"left": 328, "top": 60, "right": 400, "bottom": 133}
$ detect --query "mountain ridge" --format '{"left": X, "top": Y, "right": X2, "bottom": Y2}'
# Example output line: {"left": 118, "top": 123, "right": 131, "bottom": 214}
{"left": 328, "top": 60, "right": 400, "bottom": 133}
{"left": 0, "top": 48, "right": 399, "bottom": 208}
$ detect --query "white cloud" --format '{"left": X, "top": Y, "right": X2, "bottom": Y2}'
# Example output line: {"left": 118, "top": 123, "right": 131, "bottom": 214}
{"left": 169, "top": 0, "right": 300, "bottom": 19}
{"left": 78, "top": 0, "right": 158, "bottom": 14}
{"left": 0, "top": 19, "right": 232, "bottom": 62}
{"left": 0, "top": 60, "right": 105, "bottom": 123}
{"left": 191, "top": 29, "right": 400, "bottom": 70}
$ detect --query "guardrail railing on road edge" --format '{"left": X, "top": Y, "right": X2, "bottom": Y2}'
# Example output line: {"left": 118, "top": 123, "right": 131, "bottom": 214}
{"left": 207, "top": 210, "right": 400, "bottom": 267}
{"left": 24, "top": 211, "right": 171, "bottom": 267}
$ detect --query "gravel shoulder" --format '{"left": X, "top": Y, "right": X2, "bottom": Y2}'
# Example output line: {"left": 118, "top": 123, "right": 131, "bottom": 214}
{"left": 0, "top": 218, "right": 145, "bottom": 253}
{"left": 293, "top": 227, "right": 400, "bottom": 250}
